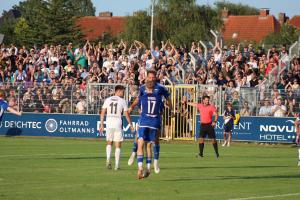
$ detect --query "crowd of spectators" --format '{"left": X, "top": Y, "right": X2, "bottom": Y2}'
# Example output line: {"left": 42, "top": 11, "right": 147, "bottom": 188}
{"left": 0, "top": 40, "right": 299, "bottom": 117}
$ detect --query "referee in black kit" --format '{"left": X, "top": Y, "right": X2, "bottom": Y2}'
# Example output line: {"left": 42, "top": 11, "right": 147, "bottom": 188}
{"left": 187, "top": 95, "right": 219, "bottom": 158}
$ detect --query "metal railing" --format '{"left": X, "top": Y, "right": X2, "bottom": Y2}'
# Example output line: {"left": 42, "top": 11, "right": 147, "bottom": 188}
{"left": 86, "top": 83, "right": 130, "bottom": 114}
{"left": 3, "top": 82, "right": 300, "bottom": 117}
{"left": 289, "top": 40, "right": 300, "bottom": 60}
{"left": 266, "top": 54, "right": 290, "bottom": 89}
{"left": 9, "top": 82, "right": 83, "bottom": 114}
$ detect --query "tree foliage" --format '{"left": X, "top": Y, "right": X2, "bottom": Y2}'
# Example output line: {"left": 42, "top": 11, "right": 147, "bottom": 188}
{"left": 119, "top": 11, "right": 151, "bottom": 45}
{"left": 14, "top": 17, "right": 30, "bottom": 45}
{"left": 214, "top": 1, "right": 259, "bottom": 16}
{"left": 263, "top": 24, "right": 300, "bottom": 45}
{"left": 0, "top": 0, "right": 95, "bottom": 46}
{"left": 0, "top": 9, "right": 21, "bottom": 44}
{"left": 70, "top": 0, "right": 96, "bottom": 16}
{"left": 121, "top": 0, "right": 222, "bottom": 47}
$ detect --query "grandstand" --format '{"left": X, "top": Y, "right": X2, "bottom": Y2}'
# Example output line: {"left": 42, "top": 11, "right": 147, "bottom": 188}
{"left": 1, "top": 39, "right": 300, "bottom": 117}
{"left": 1, "top": 2, "right": 300, "bottom": 199}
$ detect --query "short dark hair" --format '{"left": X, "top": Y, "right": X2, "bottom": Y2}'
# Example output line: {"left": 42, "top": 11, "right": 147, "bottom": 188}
{"left": 147, "top": 70, "right": 156, "bottom": 76}
{"left": 115, "top": 85, "right": 125, "bottom": 92}
{"left": 203, "top": 95, "right": 210, "bottom": 100}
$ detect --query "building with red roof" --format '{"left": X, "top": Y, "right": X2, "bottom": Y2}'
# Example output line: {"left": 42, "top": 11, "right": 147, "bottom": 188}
{"left": 76, "top": 10, "right": 298, "bottom": 43}
{"left": 288, "top": 15, "right": 300, "bottom": 29}
{"left": 221, "top": 9, "right": 283, "bottom": 43}
{"left": 76, "top": 12, "right": 126, "bottom": 41}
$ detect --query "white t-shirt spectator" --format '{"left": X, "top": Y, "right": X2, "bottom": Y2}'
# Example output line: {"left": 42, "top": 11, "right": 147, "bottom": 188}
{"left": 76, "top": 100, "right": 86, "bottom": 114}
{"left": 103, "top": 60, "right": 112, "bottom": 69}
{"left": 247, "top": 60, "right": 258, "bottom": 69}
{"left": 214, "top": 52, "right": 221, "bottom": 63}
{"left": 271, "top": 104, "right": 287, "bottom": 117}
{"left": 259, "top": 105, "right": 272, "bottom": 116}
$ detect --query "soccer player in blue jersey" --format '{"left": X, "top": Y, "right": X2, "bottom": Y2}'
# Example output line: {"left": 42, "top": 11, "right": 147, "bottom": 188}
{"left": 0, "top": 90, "right": 22, "bottom": 121}
{"left": 128, "top": 70, "right": 173, "bottom": 178}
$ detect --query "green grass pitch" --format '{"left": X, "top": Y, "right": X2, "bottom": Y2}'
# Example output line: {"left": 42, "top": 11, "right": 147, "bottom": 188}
{"left": 0, "top": 137, "right": 300, "bottom": 200}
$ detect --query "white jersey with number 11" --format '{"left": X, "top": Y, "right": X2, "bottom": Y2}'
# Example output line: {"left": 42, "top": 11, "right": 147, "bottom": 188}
{"left": 102, "top": 96, "right": 128, "bottom": 129}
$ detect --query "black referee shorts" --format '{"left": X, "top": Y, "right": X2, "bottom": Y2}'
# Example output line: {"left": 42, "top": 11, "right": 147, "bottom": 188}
{"left": 200, "top": 123, "right": 216, "bottom": 139}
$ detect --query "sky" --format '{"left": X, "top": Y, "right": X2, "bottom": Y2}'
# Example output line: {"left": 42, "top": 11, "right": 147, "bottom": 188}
{"left": 0, "top": 0, "right": 299, "bottom": 18}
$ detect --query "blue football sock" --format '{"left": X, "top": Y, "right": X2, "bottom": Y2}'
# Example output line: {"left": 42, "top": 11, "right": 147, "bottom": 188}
{"left": 132, "top": 141, "right": 137, "bottom": 153}
{"left": 146, "top": 157, "right": 152, "bottom": 169}
{"left": 137, "top": 155, "right": 143, "bottom": 163}
{"left": 153, "top": 144, "right": 160, "bottom": 160}
{"left": 137, "top": 155, "right": 143, "bottom": 168}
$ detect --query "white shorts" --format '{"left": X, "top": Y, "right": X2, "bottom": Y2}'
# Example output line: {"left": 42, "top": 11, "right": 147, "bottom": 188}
{"left": 106, "top": 128, "right": 124, "bottom": 142}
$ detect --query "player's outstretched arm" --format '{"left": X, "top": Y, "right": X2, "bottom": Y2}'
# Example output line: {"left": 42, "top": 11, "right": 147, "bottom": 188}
{"left": 124, "top": 111, "right": 134, "bottom": 132}
{"left": 128, "top": 97, "right": 139, "bottom": 114}
{"left": 7, "top": 107, "right": 22, "bottom": 116}
{"left": 187, "top": 102, "right": 198, "bottom": 107}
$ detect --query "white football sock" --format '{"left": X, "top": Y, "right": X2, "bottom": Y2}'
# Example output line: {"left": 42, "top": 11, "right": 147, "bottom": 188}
{"left": 106, "top": 145, "right": 112, "bottom": 162}
{"left": 115, "top": 148, "right": 121, "bottom": 168}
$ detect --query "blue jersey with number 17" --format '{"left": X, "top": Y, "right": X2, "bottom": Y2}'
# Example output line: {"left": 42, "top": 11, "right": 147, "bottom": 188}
{"left": 138, "top": 83, "right": 170, "bottom": 129}
{"left": 0, "top": 99, "right": 9, "bottom": 121}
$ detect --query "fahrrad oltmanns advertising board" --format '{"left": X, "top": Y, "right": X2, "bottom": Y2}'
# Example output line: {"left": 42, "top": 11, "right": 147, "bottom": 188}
{"left": 0, "top": 113, "right": 298, "bottom": 143}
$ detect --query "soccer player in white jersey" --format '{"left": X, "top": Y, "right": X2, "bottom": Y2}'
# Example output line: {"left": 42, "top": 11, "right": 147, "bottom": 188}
{"left": 99, "top": 85, "right": 134, "bottom": 170}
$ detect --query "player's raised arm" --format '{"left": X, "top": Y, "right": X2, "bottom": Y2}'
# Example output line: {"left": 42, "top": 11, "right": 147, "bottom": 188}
{"left": 7, "top": 107, "right": 22, "bottom": 116}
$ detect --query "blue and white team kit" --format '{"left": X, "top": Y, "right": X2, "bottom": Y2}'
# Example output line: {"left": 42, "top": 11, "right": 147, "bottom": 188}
{"left": 137, "top": 83, "right": 170, "bottom": 142}
{"left": 0, "top": 99, "right": 9, "bottom": 121}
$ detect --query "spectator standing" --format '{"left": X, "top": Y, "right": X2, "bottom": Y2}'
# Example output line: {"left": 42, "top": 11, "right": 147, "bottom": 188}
{"left": 259, "top": 98, "right": 272, "bottom": 116}
{"left": 222, "top": 102, "right": 235, "bottom": 147}
{"left": 271, "top": 97, "right": 287, "bottom": 117}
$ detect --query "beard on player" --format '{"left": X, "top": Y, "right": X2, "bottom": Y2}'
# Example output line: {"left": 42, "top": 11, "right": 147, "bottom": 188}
{"left": 145, "top": 80, "right": 155, "bottom": 89}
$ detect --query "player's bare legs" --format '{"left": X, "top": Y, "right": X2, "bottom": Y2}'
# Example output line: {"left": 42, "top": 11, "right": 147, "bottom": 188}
{"left": 137, "top": 138, "right": 144, "bottom": 179}
{"left": 114, "top": 142, "right": 121, "bottom": 170}
{"left": 106, "top": 141, "right": 113, "bottom": 169}
{"left": 153, "top": 131, "right": 160, "bottom": 174}
{"left": 128, "top": 134, "right": 138, "bottom": 166}
{"left": 144, "top": 142, "right": 152, "bottom": 177}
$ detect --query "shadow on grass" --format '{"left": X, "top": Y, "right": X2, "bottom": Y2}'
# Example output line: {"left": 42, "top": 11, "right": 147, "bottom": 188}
{"left": 163, "top": 165, "right": 290, "bottom": 170}
{"left": 54, "top": 156, "right": 105, "bottom": 160}
{"left": 11, "top": 156, "right": 106, "bottom": 160}
{"left": 163, "top": 174, "right": 300, "bottom": 182}
{"left": 5, "top": 128, "right": 22, "bottom": 136}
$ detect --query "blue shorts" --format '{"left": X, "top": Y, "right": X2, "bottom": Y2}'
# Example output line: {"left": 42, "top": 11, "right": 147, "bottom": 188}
{"left": 224, "top": 122, "right": 234, "bottom": 132}
{"left": 138, "top": 127, "right": 157, "bottom": 142}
